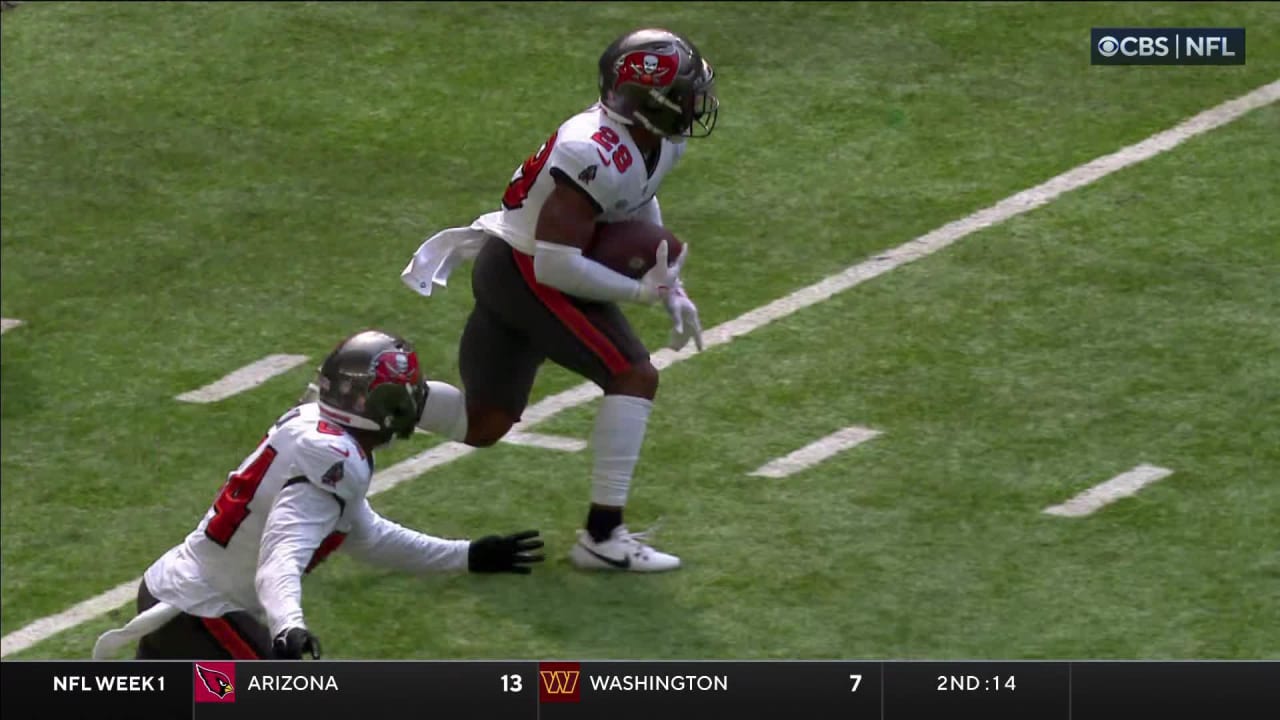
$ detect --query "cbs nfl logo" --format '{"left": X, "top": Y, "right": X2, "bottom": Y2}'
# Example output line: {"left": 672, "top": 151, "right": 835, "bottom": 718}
{"left": 1092, "top": 28, "right": 1245, "bottom": 65}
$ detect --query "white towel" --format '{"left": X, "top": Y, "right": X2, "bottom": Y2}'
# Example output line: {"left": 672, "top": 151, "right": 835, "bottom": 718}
{"left": 92, "top": 601, "right": 182, "bottom": 659}
{"left": 400, "top": 225, "right": 491, "bottom": 297}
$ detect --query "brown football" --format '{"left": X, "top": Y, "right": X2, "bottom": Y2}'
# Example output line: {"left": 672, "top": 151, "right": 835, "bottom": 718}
{"left": 585, "top": 220, "right": 684, "bottom": 279}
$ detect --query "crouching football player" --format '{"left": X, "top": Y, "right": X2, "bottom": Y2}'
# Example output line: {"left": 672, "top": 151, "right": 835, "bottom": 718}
{"left": 93, "top": 329, "right": 544, "bottom": 660}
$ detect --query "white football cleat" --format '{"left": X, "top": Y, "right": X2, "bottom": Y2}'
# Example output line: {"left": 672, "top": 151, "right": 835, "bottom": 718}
{"left": 570, "top": 524, "right": 681, "bottom": 572}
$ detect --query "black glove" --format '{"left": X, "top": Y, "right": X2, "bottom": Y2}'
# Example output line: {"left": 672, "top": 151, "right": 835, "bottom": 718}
{"left": 273, "top": 627, "right": 322, "bottom": 660}
{"left": 468, "top": 530, "right": 545, "bottom": 574}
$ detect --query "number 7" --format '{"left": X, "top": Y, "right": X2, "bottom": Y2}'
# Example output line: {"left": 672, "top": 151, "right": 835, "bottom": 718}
{"left": 850, "top": 674, "right": 862, "bottom": 692}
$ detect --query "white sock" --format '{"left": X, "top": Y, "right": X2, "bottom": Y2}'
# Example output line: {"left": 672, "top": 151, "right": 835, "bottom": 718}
{"left": 416, "top": 381, "right": 469, "bottom": 442}
{"left": 590, "top": 394, "right": 654, "bottom": 507}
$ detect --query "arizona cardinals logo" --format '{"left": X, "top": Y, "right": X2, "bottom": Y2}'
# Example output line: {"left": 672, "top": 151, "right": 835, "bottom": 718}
{"left": 614, "top": 50, "right": 678, "bottom": 89}
{"left": 195, "top": 663, "right": 235, "bottom": 699}
{"left": 369, "top": 350, "right": 421, "bottom": 391}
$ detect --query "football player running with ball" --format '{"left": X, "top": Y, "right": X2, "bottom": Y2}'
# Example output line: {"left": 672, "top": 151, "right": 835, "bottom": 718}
{"left": 400, "top": 29, "right": 719, "bottom": 573}
{"left": 94, "top": 330, "right": 544, "bottom": 660}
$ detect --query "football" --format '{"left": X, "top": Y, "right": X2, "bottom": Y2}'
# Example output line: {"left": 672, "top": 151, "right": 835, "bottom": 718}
{"left": 586, "top": 220, "right": 684, "bottom": 279}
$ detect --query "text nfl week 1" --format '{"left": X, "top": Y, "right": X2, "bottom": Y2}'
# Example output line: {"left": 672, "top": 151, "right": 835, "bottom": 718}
{"left": 54, "top": 674, "right": 167, "bottom": 692}
{"left": 54, "top": 673, "right": 342, "bottom": 692}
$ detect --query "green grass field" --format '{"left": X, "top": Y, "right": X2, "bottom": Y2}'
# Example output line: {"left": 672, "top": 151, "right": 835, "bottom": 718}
{"left": 2, "top": 2, "right": 1278, "bottom": 660}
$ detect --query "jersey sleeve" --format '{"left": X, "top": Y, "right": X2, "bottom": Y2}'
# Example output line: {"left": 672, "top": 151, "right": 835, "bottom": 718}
{"left": 547, "top": 138, "right": 622, "bottom": 215}
{"left": 255, "top": 480, "right": 343, "bottom": 638}
{"left": 342, "top": 498, "right": 471, "bottom": 573}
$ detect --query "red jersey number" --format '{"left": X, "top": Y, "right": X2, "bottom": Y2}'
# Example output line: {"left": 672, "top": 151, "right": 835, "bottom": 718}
{"left": 502, "top": 131, "right": 558, "bottom": 210}
{"left": 590, "top": 127, "right": 633, "bottom": 173}
{"left": 205, "top": 443, "right": 278, "bottom": 547}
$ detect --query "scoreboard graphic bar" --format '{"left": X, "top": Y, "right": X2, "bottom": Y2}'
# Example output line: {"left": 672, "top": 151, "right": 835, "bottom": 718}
{"left": 3, "top": 660, "right": 1275, "bottom": 719}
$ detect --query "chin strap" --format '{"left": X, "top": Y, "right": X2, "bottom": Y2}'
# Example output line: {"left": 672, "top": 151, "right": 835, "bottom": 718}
{"left": 632, "top": 111, "right": 663, "bottom": 136}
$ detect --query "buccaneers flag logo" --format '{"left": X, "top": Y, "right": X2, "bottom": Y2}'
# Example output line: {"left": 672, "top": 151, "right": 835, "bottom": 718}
{"left": 613, "top": 50, "right": 678, "bottom": 89}
{"left": 194, "top": 662, "right": 236, "bottom": 703}
{"left": 369, "top": 350, "right": 421, "bottom": 391}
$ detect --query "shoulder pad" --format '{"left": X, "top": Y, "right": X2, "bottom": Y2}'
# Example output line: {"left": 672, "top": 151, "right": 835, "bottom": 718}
{"left": 551, "top": 138, "right": 623, "bottom": 207}
{"left": 289, "top": 427, "right": 370, "bottom": 507}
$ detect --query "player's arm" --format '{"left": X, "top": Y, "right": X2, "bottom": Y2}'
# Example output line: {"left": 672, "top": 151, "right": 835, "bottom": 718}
{"left": 628, "top": 190, "right": 703, "bottom": 351}
{"left": 341, "top": 498, "right": 467, "bottom": 572}
{"left": 255, "top": 479, "right": 342, "bottom": 654}
{"left": 344, "top": 499, "right": 544, "bottom": 574}
{"left": 531, "top": 174, "right": 651, "bottom": 303}
{"left": 531, "top": 152, "right": 670, "bottom": 304}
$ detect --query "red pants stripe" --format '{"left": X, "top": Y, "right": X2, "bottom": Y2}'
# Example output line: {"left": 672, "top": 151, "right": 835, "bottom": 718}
{"left": 201, "top": 617, "right": 261, "bottom": 659}
{"left": 512, "top": 249, "right": 632, "bottom": 376}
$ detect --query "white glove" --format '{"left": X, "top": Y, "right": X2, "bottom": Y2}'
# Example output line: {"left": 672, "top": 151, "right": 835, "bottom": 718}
{"left": 633, "top": 240, "right": 685, "bottom": 305}
{"left": 664, "top": 280, "right": 703, "bottom": 351}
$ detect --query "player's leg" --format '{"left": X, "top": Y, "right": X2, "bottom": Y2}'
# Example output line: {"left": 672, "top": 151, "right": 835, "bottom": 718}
{"left": 416, "top": 236, "right": 543, "bottom": 447}
{"left": 565, "top": 302, "right": 676, "bottom": 571}
{"left": 133, "top": 581, "right": 267, "bottom": 659}
{"left": 569, "top": 299, "right": 657, "bottom": 535}
{"left": 454, "top": 302, "right": 543, "bottom": 446}
{"left": 135, "top": 580, "right": 211, "bottom": 659}
{"left": 137, "top": 613, "right": 268, "bottom": 660}
{"left": 504, "top": 247, "right": 678, "bottom": 572}
{"left": 200, "top": 611, "right": 272, "bottom": 659}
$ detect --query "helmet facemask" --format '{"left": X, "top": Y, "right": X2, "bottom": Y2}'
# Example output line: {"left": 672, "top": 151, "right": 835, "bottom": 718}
{"left": 683, "top": 63, "right": 718, "bottom": 139}
{"left": 364, "top": 380, "right": 426, "bottom": 442}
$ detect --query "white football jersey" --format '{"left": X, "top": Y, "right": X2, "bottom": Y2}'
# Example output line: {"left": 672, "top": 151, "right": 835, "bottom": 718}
{"left": 474, "top": 103, "right": 687, "bottom": 254}
{"left": 145, "top": 404, "right": 369, "bottom": 618}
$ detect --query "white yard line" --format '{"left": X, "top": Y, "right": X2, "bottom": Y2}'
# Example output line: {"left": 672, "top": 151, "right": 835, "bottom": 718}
{"left": 4, "top": 79, "right": 1276, "bottom": 659}
{"left": 175, "top": 354, "right": 311, "bottom": 403}
{"left": 1, "top": 318, "right": 24, "bottom": 334}
{"left": 502, "top": 432, "right": 588, "bottom": 452}
{"left": 749, "top": 426, "right": 883, "bottom": 478}
{"left": 414, "top": 427, "right": 586, "bottom": 452}
{"left": 0, "top": 582, "right": 140, "bottom": 659}
{"left": 1043, "top": 464, "right": 1175, "bottom": 517}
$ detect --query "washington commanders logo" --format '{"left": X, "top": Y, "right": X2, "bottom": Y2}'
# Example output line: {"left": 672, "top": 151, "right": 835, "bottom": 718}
{"left": 194, "top": 662, "right": 236, "bottom": 703}
{"left": 614, "top": 50, "right": 678, "bottom": 88}
{"left": 538, "top": 662, "right": 581, "bottom": 703}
